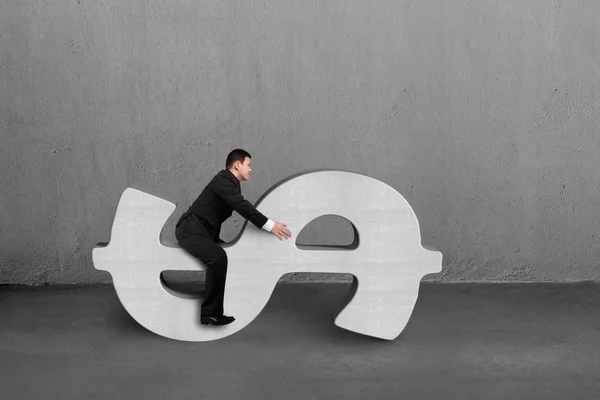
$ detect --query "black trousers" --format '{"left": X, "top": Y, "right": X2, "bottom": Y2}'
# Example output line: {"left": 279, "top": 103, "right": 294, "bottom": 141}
{"left": 175, "top": 215, "right": 228, "bottom": 316}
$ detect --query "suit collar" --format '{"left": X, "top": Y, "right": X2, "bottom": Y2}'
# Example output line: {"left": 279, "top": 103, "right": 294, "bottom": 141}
{"left": 221, "top": 169, "right": 240, "bottom": 187}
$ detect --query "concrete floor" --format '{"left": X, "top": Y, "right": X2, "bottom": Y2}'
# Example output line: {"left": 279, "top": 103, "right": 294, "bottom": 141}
{"left": 1, "top": 282, "right": 600, "bottom": 400}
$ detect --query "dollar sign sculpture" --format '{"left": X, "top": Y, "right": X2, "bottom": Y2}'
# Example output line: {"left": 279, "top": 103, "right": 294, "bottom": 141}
{"left": 93, "top": 170, "right": 442, "bottom": 341}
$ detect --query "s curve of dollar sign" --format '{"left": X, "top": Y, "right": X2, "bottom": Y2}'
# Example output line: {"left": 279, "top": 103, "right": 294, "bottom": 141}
{"left": 93, "top": 170, "right": 442, "bottom": 341}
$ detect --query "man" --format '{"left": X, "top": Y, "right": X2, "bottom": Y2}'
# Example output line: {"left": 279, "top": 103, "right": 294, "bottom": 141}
{"left": 175, "top": 149, "right": 292, "bottom": 326}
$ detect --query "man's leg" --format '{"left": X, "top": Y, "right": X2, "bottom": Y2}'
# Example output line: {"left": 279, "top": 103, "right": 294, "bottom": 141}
{"left": 195, "top": 238, "right": 227, "bottom": 316}
{"left": 175, "top": 232, "right": 233, "bottom": 325}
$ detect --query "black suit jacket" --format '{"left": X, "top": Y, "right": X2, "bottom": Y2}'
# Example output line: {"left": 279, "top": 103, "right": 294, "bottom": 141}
{"left": 175, "top": 169, "right": 268, "bottom": 242}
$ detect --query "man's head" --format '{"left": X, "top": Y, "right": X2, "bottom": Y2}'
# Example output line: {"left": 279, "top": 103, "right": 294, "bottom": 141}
{"left": 226, "top": 149, "right": 252, "bottom": 181}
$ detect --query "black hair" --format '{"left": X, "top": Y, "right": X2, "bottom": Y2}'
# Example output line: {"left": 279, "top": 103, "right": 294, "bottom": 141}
{"left": 226, "top": 149, "right": 251, "bottom": 169}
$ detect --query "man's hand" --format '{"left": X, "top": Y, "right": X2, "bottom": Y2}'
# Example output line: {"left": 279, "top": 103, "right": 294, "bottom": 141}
{"left": 271, "top": 222, "right": 292, "bottom": 241}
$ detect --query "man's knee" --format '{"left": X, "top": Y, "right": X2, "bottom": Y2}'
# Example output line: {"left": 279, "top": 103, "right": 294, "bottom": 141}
{"left": 214, "top": 247, "right": 228, "bottom": 267}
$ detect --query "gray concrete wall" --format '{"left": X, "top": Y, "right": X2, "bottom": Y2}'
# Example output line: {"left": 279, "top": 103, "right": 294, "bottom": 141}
{"left": 2, "top": 0, "right": 600, "bottom": 284}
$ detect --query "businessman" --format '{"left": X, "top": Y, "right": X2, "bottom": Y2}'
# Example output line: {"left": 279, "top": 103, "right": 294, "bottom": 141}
{"left": 175, "top": 149, "right": 292, "bottom": 326}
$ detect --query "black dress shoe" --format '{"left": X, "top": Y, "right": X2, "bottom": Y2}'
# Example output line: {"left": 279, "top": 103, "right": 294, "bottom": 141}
{"left": 201, "top": 314, "right": 235, "bottom": 326}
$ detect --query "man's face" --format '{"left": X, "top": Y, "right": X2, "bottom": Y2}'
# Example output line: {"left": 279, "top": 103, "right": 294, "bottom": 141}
{"left": 236, "top": 157, "right": 252, "bottom": 181}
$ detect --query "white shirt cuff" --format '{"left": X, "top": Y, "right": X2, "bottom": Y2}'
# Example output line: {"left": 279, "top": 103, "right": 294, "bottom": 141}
{"left": 261, "top": 219, "right": 275, "bottom": 232}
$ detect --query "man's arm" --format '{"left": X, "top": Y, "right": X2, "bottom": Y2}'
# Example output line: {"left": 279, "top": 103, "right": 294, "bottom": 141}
{"left": 213, "top": 176, "right": 292, "bottom": 240}
{"left": 212, "top": 177, "right": 269, "bottom": 229}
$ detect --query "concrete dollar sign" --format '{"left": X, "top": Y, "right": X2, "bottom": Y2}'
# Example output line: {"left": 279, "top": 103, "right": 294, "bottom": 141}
{"left": 93, "top": 170, "right": 443, "bottom": 341}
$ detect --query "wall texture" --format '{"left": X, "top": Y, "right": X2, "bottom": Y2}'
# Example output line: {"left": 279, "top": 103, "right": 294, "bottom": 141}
{"left": 2, "top": 0, "right": 600, "bottom": 284}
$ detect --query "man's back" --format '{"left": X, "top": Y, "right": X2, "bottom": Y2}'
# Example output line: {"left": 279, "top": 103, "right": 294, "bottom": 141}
{"left": 188, "top": 169, "right": 239, "bottom": 228}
